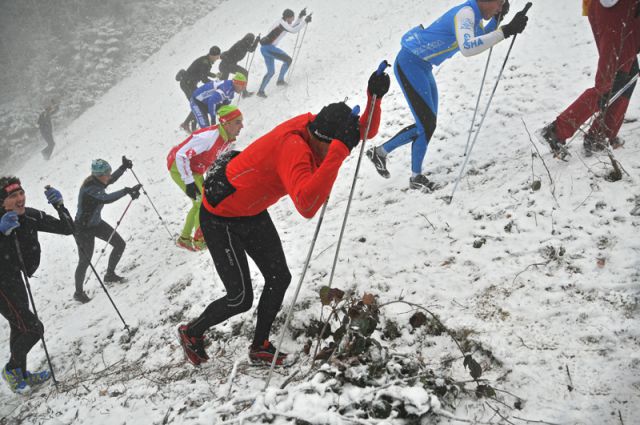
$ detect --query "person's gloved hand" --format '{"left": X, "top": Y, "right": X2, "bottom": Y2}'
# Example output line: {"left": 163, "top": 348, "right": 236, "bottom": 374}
{"left": 336, "top": 116, "right": 361, "bottom": 152}
{"left": 122, "top": 156, "right": 133, "bottom": 169}
{"left": 305, "top": 14, "right": 312, "bottom": 23}
{"left": 367, "top": 70, "right": 391, "bottom": 98}
{"left": 126, "top": 184, "right": 142, "bottom": 199}
{"left": 501, "top": 8, "right": 528, "bottom": 38}
{"left": 44, "top": 187, "right": 63, "bottom": 206}
{"left": 0, "top": 211, "right": 20, "bottom": 236}
{"left": 185, "top": 183, "right": 200, "bottom": 200}
{"left": 495, "top": 0, "right": 510, "bottom": 21}
{"left": 299, "top": 8, "right": 307, "bottom": 18}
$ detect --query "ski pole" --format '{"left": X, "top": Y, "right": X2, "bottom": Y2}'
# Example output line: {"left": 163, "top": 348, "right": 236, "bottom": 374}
{"left": 48, "top": 197, "right": 131, "bottom": 332}
{"left": 463, "top": 7, "right": 512, "bottom": 156}
{"left": 326, "top": 61, "right": 389, "bottom": 291}
{"left": 566, "top": 71, "right": 639, "bottom": 147}
{"left": 12, "top": 233, "right": 58, "bottom": 388}
{"left": 448, "top": 2, "right": 532, "bottom": 204}
{"left": 81, "top": 198, "right": 133, "bottom": 289}
{"left": 287, "top": 19, "right": 310, "bottom": 83}
{"left": 464, "top": 49, "right": 494, "bottom": 156}
{"left": 129, "top": 169, "right": 174, "bottom": 239}
{"left": 264, "top": 200, "right": 329, "bottom": 389}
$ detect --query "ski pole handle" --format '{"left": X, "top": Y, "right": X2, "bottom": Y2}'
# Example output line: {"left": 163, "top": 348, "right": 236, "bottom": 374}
{"left": 522, "top": 2, "right": 532, "bottom": 15}
{"left": 376, "top": 60, "right": 390, "bottom": 76}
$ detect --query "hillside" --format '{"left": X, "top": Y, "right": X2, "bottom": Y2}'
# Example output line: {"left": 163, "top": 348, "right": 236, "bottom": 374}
{"left": 1, "top": 0, "right": 639, "bottom": 424}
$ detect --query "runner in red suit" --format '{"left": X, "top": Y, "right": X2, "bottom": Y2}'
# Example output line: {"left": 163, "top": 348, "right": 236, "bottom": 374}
{"left": 177, "top": 68, "right": 391, "bottom": 366}
{"left": 543, "top": 0, "right": 640, "bottom": 155}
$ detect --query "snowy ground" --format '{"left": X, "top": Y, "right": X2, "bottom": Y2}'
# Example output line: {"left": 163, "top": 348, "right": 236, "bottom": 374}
{"left": 1, "top": 0, "right": 639, "bottom": 424}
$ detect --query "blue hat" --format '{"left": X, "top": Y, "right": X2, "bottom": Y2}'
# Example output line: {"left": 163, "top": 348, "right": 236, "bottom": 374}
{"left": 91, "top": 159, "right": 112, "bottom": 176}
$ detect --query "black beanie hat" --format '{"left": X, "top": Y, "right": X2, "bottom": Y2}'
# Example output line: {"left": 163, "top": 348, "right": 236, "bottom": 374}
{"left": 283, "top": 9, "right": 294, "bottom": 19}
{"left": 0, "top": 176, "right": 22, "bottom": 205}
{"left": 209, "top": 46, "right": 221, "bottom": 56}
{"left": 308, "top": 102, "right": 353, "bottom": 143}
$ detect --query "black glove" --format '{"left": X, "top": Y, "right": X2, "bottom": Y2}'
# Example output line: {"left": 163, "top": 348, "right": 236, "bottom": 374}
{"left": 122, "top": 155, "right": 133, "bottom": 169}
{"left": 501, "top": 9, "right": 528, "bottom": 38}
{"left": 185, "top": 182, "right": 200, "bottom": 200}
{"left": 305, "top": 14, "right": 312, "bottom": 23}
{"left": 336, "top": 116, "right": 361, "bottom": 152}
{"left": 495, "top": 0, "right": 509, "bottom": 21}
{"left": 126, "top": 184, "right": 142, "bottom": 199}
{"left": 299, "top": 8, "right": 307, "bottom": 18}
{"left": 367, "top": 70, "right": 391, "bottom": 98}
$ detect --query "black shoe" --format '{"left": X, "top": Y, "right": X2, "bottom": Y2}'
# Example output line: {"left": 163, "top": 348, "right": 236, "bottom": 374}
{"left": 256, "top": 91, "right": 267, "bottom": 98}
{"left": 249, "top": 340, "right": 288, "bottom": 366}
{"left": 73, "top": 291, "right": 91, "bottom": 303}
{"left": 178, "top": 325, "right": 209, "bottom": 365}
{"left": 276, "top": 80, "right": 288, "bottom": 87}
{"left": 242, "top": 90, "right": 254, "bottom": 98}
{"left": 409, "top": 174, "right": 436, "bottom": 192}
{"left": 104, "top": 272, "right": 126, "bottom": 283}
{"left": 366, "top": 148, "right": 390, "bottom": 178}
{"left": 541, "top": 122, "right": 569, "bottom": 159}
{"left": 583, "top": 132, "right": 607, "bottom": 157}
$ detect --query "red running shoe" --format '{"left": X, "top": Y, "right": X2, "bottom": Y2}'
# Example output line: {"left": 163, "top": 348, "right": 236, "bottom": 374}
{"left": 178, "top": 325, "right": 209, "bottom": 365}
{"left": 248, "top": 340, "right": 288, "bottom": 366}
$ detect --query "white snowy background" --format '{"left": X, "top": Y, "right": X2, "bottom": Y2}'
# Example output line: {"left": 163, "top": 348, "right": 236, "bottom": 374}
{"left": 1, "top": 0, "right": 639, "bottom": 424}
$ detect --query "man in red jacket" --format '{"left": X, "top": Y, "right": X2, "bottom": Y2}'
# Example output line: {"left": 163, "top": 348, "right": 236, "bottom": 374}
{"left": 177, "top": 68, "right": 390, "bottom": 366}
{"left": 542, "top": 0, "right": 640, "bottom": 157}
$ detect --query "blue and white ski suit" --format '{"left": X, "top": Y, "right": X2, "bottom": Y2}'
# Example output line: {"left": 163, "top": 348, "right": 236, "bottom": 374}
{"left": 190, "top": 80, "right": 236, "bottom": 128}
{"left": 258, "top": 17, "right": 307, "bottom": 94}
{"left": 382, "top": 0, "right": 505, "bottom": 175}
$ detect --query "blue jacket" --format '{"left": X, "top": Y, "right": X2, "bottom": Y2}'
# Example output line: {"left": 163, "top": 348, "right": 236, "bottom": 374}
{"left": 401, "top": 0, "right": 498, "bottom": 65}
{"left": 75, "top": 165, "right": 127, "bottom": 228}
{"left": 192, "top": 80, "right": 235, "bottom": 116}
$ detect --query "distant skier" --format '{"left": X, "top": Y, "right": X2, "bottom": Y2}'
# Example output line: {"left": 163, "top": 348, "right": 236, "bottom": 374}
{"left": 176, "top": 46, "right": 222, "bottom": 132}
{"left": 0, "top": 177, "right": 73, "bottom": 393}
{"left": 73, "top": 157, "right": 141, "bottom": 303}
{"left": 166, "top": 106, "right": 244, "bottom": 251}
{"left": 190, "top": 73, "right": 246, "bottom": 130}
{"left": 38, "top": 101, "right": 59, "bottom": 160}
{"left": 367, "top": 0, "right": 528, "bottom": 191}
{"left": 256, "top": 8, "right": 312, "bottom": 98}
{"left": 218, "top": 33, "right": 261, "bottom": 97}
{"left": 177, "top": 68, "right": 389, "bottom": 366}
{"left": 541, "top": 0, "right": 639, "bottom": 157}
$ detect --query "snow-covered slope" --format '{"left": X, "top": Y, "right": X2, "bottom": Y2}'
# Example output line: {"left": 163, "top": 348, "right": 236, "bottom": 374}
{"left": 2, "top": 0, "right": 639, "bottom": 424}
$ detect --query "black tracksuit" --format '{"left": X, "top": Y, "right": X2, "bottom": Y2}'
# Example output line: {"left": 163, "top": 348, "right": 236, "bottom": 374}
{"left": 0, "top": 207, "right": 73, "bottom": 372}
{"left": 38, "top": 105, "right": 58, "bottom": 159}
{"left": 218, "top": 37, "right": 259, "bottom": 80}
{"left": 188, "top": 208, "right": 291, "bottom": 347}
{"left": 74, "top": 168, "right": 128, "bottom": 292}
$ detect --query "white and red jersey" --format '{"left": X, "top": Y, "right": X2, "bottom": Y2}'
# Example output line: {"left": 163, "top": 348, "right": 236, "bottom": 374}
{"left": 167, "top": 125, "right": 233, "bottom": 184}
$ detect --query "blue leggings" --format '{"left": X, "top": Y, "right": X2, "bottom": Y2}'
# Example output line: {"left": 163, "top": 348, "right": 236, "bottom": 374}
{"left": 190, "top": 98, "right": 213, "bottom": 129}
{"left": 382, "top": 49, "right": 438, "bottom": 175}
{"left": 258, "top": 45, "right": 292, "bottom": 93}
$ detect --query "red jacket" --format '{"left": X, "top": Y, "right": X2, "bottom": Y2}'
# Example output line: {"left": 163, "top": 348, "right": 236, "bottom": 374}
{"left": 203, "top": 95, "right": 381, "bottom": 218}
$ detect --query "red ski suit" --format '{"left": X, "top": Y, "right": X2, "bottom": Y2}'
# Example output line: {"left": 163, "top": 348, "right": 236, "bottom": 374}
{"left": 202, "top": 95, "right": 381, "bottom": 218}
{"left": 555, "top": 0, "right": 640, "bottom": 140}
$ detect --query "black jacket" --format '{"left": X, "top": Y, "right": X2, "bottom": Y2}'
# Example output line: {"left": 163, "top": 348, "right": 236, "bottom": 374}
{"left": 185, "top": 56, "right": 216, "bottom": 84}
{"left": 0, "top": 207, "right": 74, "bottom": 279}
{"left": 75, "top": 165, "right": 127, "bottom": 229}
{"left": 220, "top": 37, "right": 259, "bottom": 65}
